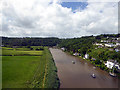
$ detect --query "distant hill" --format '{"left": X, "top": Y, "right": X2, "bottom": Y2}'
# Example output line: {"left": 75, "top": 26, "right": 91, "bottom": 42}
{"left": 1, "top": 37, "right": 60, "bottom": 47}
{"left": 1, "top": 34, "right": 120, "bottom": 47}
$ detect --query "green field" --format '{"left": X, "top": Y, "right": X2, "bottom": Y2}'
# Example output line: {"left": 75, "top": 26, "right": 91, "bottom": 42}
{"left": 2, "top": 46, "right": 59, "bottom": 88}
{"left": 2, "top": 47, "right": 43, "bottom": 56}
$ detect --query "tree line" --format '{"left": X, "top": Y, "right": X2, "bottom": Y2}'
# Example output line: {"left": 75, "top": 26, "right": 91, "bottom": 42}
{"left": 1, "top": 37, "right": 60, "bottom": 47}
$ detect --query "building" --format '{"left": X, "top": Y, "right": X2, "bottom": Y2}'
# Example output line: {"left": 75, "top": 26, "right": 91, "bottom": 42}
{"left": 105, "top": 60, "right": 114, "bottom": 69}
{"left": 104, "top": 43, "right": 115, "bottom": 47}
{"left": 73, "top": 53, "right": 79, "bottom": 56}
{"left": 105, "top": 60, "right": 120, "bottom": 70}
{"left": 85, "top": 54, "right": 89, "bottom": 59}
{"left": 116, "top": 43, "right": 120, "bottom": 46}
{"left": 101, "top": 40, "right": 107, "bottom": 43}
{"left": 98, "top": 46, "right": 103, "bottom": 48}
{"left": 61, "top": 47, "right": 65, "bottom": 51}
{"left": 95, "top": 43, "right": 103, "bottom": 46}
{"left": 115, "top": 48, "right": 119, "bottom": 52}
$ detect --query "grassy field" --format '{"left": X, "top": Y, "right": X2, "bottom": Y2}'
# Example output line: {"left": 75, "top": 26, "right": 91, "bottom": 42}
{"left": 2, "top": 47, "right": 43, "bottom": 56}
{"left": 2, "top": 46, "right": 59, "bottom": 88}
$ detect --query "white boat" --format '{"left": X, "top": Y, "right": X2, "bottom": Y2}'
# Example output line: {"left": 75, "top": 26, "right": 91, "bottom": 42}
{"left": 91, "top": 73, "right": 96, "bottom": 78}
{"left": 109, "top": 72, "right": 116, "bottom": 77}
{"left": 109, "top": 60, "right": 117, "bottom": 77}
{"left": 72, "top": 61, "right": 75, "bottom": 64}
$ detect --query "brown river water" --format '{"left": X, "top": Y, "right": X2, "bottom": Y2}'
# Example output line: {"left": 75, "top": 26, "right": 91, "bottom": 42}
{"left": 49, "top": 48, "right": 119, "bottom": 88}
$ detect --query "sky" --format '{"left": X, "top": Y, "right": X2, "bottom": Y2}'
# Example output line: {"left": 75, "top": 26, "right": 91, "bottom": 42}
{"left": 0, "top": 0, "right": 118, "bottom": 38}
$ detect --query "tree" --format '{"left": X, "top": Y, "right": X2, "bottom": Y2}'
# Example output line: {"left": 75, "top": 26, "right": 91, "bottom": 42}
{"left": 27, "top": 45, "right": 30, "bottom": 48}
{"left": 109, "top": 52, "right": 117, "bottom": 60}
{"left": 100, "top": 63, "right": 105, "bottom": 70}
{"left": 94, "top": 59, "right": 101, "bottom": 65}
{"left": 30, "top": 48, "right": 33, "bottom": 50}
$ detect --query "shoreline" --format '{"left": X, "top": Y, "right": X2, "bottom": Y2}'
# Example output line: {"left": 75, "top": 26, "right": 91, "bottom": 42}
{"left": 60, "top": 48, "right": 120, "bottom": 78}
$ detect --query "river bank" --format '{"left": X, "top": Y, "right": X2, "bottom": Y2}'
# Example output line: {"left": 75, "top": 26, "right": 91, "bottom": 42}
{"left": 2, "top": 46, "right": 60, "bottom": 88}
{"left": 64, "top": 49, "right": 120, "bottom": 78}
{"left": 50, "top": 48, "right": 118, "bottom": 88}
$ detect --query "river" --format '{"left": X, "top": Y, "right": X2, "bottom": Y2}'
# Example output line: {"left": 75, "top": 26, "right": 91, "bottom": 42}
{"left": 49, "top": 48, "right": 118, "bottom": 88}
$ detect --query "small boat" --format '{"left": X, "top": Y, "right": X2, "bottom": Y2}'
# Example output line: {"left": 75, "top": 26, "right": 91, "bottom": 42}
{"left": 109, "top": 72, "right": 116, "bottom": 77}
{"left": 109, "top": 61, "right": 117, "bottom": 77}
{"left": 91, "top": 74, "right": 96, "bottom": 78}
{"left": 72, "top": 61, "right": 75, "bottom": 64}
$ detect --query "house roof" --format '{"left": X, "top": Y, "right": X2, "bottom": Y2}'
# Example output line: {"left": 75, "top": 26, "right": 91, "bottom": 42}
{"left": 108, "top": 59, "right": 115, "bottom": 63}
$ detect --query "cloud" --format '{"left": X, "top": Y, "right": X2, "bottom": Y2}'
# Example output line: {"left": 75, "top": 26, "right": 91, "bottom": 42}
{"left": 1, "top": 0, "right": 118, "bottom": 38}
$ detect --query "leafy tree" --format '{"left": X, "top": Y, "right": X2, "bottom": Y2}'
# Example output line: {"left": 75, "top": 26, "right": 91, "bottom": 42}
{"left": 94, "top": 59, "right": 101, "bottom": 65}
{"left": 27, "top": 45, "right": 30, "bottom": 48}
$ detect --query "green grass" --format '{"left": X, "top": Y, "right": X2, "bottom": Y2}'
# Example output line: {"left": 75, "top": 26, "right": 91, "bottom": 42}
{"left": 2, "top": 56, "right": 41, "bottom": 88}
{"left": 2, "top": 47, "right": 43, "bottom": 56}
{"left": 31, "top": 46, "right": 44, "bottom": 50}
{"left": 2, "top": 46, "right": 59, "bottom": 88}
{"left": 43, "top": 48, "right": 59, "bottom": 88}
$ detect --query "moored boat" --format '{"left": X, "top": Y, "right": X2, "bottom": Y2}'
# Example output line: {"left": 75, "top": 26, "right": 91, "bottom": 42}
{"left": 72, "top": 61, "right": 75, "bottom": 64}
{"left": 91, "top": 73, "right": 96, "bottom": 78}
{"left": 109, "top": 72, "right": 116, "bottom": 77}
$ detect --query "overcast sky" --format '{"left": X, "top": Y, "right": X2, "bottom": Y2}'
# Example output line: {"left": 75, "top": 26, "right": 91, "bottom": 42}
{"left": 0, "top": 0, "right": 118, "bottom": 38}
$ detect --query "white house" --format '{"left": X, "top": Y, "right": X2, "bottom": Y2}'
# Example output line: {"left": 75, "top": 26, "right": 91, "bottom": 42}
{"left": 101, "top": 40, "right": 104, "bottom": 42}
{"left": 117, "top": 38, "right": 120, "bottom": 40}
{"left": 104, "top": 43, "right": 115, "bottom": 47}
{"left": 85, "top": 54, "right": 89, "bottom": 59}
{"left": 95, "top": 43, "right": 103, "bottom": 46}
{"left": 115, "top": 64, "right": 120, "bottom": 70}
{"left": 105, "top": 60, "right": 114, "bottom": 69}
{"left": 105, "top": 60, "right": 120, "bottom": 70}
{"left": 116, "top": 43, "right": 120, "bottom": 46}
{"left": 73, "top": 53, "right": 79, "bottom": 56}
{"left": 61, "top": 47, "right": 65, "bottom": 51}
{"left": 115, "top": 49, "right": 119, "bottom": 52}
{"left": 101, "top": 40, "right": 107, "bottom": 43}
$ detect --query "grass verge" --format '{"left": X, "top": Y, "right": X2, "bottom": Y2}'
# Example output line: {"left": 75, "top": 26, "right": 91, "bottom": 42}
{"left": 2, "top": 46, "right": 60, "bottom": 88}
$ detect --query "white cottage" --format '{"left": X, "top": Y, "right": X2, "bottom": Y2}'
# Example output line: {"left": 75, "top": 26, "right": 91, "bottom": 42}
{"left": 73, "top": 53, "right": 79, "bottom": 56}
{"left": 61, "top": 47, "right": 65, "bottom": 51}
{"left": 85, "top": 54, "right": 89, "bottom": 59}
{"left": 105, "top": 60, "right": 114, "bottom": 69}
{"left": 105, "top": 43, "right": 115, "bottom": 47}
{"left": 95, "top": 43, "right": 103, "bottom": 46}
{"left": 115, "top": 49, "right": 119, "bottom": 52}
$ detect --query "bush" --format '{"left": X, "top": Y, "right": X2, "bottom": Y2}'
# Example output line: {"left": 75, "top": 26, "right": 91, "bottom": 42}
{"left": 94, "top": 59, "right": 101, "bottom": 65}
{"left": 27, "top": 45, "right": 30, "bottom": 48}
{"left": 39, "top": 48, "right": 44, "bottom": 50}
{"left": 100, "top": 64, "right": 105, "bottom": 70}
{"left": 30, "top": 48, "right": 33, "bottom": 50}
{"left": 36, "top": 48, "right": 40, "bottom": 51}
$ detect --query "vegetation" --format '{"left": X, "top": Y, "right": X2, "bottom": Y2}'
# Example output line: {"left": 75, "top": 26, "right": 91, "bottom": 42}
{"left": 59, "top": 36, "right": 97, "bottom": 56}
{"left": 1, "top": 37, "right": 60, "bottom": 47}
{"left": 2, "top": 47, "right": 43, "bottom": 56}
{"left": 58, "top": 34, "right": 120, "bottom": 73}
{"left": 1, "top": 34, "right": 120, "bottom": 88}
{"left": 2, "top": 46, "right": 59, "bottom": 88}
